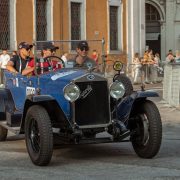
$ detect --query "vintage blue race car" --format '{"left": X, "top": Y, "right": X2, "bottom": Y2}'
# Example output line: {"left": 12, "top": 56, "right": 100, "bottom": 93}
{"left": 0, "top": 40, "right": 162, "bottom": 166}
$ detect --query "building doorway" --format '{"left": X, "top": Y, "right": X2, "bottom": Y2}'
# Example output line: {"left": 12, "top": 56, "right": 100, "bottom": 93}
{"left": 145, "top": 3, "right": 161, "bottom": 57}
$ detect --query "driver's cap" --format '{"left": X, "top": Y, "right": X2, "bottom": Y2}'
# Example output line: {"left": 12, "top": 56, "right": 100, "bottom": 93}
{"left": 18, "top": 42, "right": 33, "bottom": 50}
{"left": 43, "top": 42, "right": 59, "bottom": 51}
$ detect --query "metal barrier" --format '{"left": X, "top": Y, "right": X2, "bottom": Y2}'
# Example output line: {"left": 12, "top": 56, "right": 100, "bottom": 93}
{"left": 127, "top": 63, "right": 163, "bottom": 85}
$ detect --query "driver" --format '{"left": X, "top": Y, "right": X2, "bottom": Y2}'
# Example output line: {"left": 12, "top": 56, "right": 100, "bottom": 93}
{"left": 71, "top": 41, "right": 97, "bottom": 69}
{"left": 27, "top": 42, "right": 61, "bottom": 75}
{"left": 41, "top": 42, "right": 59, "bottom": 58}
{"left": 6, "top": 42, "right": 34, "bottom": 75}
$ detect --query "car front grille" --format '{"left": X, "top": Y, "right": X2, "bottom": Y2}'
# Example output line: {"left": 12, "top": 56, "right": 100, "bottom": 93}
{"left": 74, "top": 81, "right": 110, "bottom": 127}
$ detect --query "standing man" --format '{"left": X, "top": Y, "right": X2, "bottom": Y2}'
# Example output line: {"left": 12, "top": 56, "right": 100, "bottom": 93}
{"left": 0, "top": 48, "right": 10, "bottom": 84}
{"left": 6, "top": 42, "right": 34, "bottom": 75}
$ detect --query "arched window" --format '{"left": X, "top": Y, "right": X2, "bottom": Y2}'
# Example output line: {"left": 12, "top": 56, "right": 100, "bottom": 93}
{"left": 145, "top": 3, "right": 161, "bottom": 55}
{"left": 146, "top": 4, "right": 160, "bottom": 34}
{"left": 146, "top": 3, "right": 160, "bottom": 21}
{"left": 0, "top": 0, "right": 10, "bottom": 49}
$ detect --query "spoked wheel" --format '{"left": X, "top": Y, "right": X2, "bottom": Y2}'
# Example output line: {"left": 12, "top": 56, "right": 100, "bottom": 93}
{"left": 130, "top": 100, "right": 162, "bottom": 158}
{"left": 29, "top": 119, "right": 40, "bottom": 153}
{"left": 25, "top": 105, "right": 53, "bottom": 166}
{"left": 0, "top": 125, "right": 8, "bottom": 141}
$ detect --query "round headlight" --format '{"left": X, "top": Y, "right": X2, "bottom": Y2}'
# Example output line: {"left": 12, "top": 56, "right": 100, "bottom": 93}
{"left": 64, "top": 83, "right": 80, "bottom": 102}
{"left": 113, "top": 61, "right": 123, "bottom": 71}
{"left": 110, "top": 81, "right": 125, "bottom": 99}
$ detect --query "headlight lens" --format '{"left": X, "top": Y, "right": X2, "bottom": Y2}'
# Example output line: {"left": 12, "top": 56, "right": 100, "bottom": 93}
{"left": 110, "top": 81, "right": 125, "bottom": 99}
{"left": 64, "top": 83, "right": 80, "bottom": 102}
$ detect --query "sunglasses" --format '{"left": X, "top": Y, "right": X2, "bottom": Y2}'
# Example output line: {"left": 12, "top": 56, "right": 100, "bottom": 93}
{"left": 80, "top": 46, "right": 89, "bottom": 51}
{"left": 25, "top": 48, "right": 31, "bottom": 51}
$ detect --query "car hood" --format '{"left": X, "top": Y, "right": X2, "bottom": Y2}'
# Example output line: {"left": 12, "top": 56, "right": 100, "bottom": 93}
{"left": 39, "top": 68, "right": 104, "bottom": 86}
{"left": 50, "top": 69, "right": 85, "bottom": 83}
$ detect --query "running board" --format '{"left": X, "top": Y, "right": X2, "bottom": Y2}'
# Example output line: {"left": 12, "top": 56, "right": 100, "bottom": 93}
{"left": 0, "top": 121, "right": 20, "bottom": 134}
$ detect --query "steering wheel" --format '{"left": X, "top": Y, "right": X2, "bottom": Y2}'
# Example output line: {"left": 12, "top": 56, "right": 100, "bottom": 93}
{"left": 36, "top": 55, "right": 65, "bottom": 75}
{"left": 43, "top": 55, "right": 65, "bottom": 69}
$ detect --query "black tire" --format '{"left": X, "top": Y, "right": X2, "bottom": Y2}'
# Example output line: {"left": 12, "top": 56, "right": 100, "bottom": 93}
{"left": 0, "top": 126, "right": 7, "bottom": 141}
{"left": 130, "top": 100, "right": 162, "bottom": 158}
{"left": 25, "top": 105, "right": 53, "bottom": 166}
{"left": 114, "top": 74, "right": 133, "bottom": 96}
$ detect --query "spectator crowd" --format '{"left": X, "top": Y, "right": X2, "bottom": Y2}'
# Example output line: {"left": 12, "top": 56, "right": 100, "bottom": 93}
{"left": 131, "top": 49, "right": 180, "bottom": 85}
{"left": 132, "top": 49, "right": 161, "bottom": 85}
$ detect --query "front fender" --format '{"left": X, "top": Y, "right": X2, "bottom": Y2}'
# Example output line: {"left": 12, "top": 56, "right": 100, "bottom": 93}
{"left": 116, "top": 90, "right": 159, "bottom": 121}
{"left": 135, "top": 90, "right": 159, "bottom": 98}
{"left": 20, "top": 95, "right": 71, "bottom": 133}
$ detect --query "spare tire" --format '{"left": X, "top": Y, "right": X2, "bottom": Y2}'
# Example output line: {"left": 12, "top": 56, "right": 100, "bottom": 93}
{"left": 114, "top": 74, "right": 133, "bottom": 96}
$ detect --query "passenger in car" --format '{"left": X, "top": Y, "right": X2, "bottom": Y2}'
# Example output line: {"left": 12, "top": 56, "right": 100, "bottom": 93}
{"left": 72, "top": 41, "right": 97, "bottom": 69}
{"left": 6, "top": 42, "right": 35, "bottom": 75}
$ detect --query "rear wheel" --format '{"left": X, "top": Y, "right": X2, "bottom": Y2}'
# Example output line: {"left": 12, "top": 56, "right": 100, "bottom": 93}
{"left": 0, "top": 126, "right": 7, "bottom": 141}
{"left": 25, "top": 105, "right": 53, "bottom": 166}
{"left": 130, "top": 100, "right": 162, "bottom": 158}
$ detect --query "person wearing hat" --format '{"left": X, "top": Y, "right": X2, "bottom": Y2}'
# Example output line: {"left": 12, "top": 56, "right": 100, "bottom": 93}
{"left": 72, "top": 41, "right": 97, "bottom": 69}
{"left": 41, "top": 42, "right": 59, "bottom": 57}
{"left": 6, "top": 42, "right": 34, "bottom": 75}
{"left": 27, "top": 42, "right": 61, "bottom": 74}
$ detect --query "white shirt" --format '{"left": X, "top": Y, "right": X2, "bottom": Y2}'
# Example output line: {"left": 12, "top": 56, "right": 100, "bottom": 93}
{"left": 61, "top": 55, "right": 67, "bottom": 63}
{"left": 0, "top": 54, "right": 10, "bottom": 69}
{"left": 61, "top": 55, "right": 68, "bottom": 67}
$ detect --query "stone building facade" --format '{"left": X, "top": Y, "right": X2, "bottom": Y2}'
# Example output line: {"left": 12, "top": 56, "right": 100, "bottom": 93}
{"left": 127, "top": 0, "right": 180, "bottom": 62}
{"left": 1, "top": 0, "right": 179, "bottom": 64}
{"left": 0, "top": 0, "right": 128, "bottom": 63}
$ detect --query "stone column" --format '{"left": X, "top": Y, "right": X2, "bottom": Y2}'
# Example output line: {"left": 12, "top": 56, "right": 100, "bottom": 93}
{"left": 126, "top": 0, "right": 145, "bottom": 64}
{"left": 161, "top": 22, "right": 166, "bottom": 61}
{"left": 174, "top": 3, "right": 180, "bottom": 52}
{"left": 165, "top": 0, "right": 175, "bottom": 53}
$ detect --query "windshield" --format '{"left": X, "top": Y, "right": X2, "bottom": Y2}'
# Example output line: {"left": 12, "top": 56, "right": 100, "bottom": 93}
{"left": 31, "top": 39, "right": 121, "bottom": 79}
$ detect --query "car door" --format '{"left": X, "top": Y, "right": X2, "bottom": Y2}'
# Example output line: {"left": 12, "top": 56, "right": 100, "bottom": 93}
{"left": 4, "top": 71, "right": 36, "bottom": 111}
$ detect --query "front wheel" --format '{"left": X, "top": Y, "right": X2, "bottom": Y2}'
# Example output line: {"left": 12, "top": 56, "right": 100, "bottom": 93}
{"left": 130, "top": 100, "right": 162, "bottom": 158}
{"left": 0, "top": 126, "right": 8, "bottom": 141}
{"left": 25, "top": 105, "right": 53, "bottom": 166}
